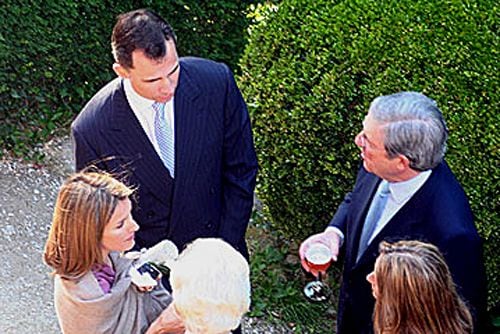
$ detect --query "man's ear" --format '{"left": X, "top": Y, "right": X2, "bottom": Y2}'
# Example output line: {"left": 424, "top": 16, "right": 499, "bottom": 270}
{"left": 397, "top": 154, "right": 411, "bottom": 171}
{"left": 113, "top": 63, "right": 129, "bottom": 78}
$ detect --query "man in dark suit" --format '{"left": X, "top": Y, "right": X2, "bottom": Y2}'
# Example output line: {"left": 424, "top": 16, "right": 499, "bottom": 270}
{"left": 300, "top": 92, "right": 488, "bottom": 333}
{"left": 72, "top": 9, "right": 257, "bottom": 267}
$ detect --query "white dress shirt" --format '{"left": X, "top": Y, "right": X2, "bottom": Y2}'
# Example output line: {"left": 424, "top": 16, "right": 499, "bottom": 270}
{"left": 123, "top": 79, "right": 175, "bottom": 157}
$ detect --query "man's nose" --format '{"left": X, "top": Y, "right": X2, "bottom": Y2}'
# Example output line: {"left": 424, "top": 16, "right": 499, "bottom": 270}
{"left": 160, "top": 78, "right": 175, "bottom": 94}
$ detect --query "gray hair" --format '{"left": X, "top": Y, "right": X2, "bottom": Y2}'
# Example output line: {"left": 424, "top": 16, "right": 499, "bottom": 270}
{"left": 369, "top": 92, "right": 448, "bottom": 171}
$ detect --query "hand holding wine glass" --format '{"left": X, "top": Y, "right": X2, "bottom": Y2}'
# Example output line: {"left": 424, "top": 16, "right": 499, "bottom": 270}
{"left": 299, "top": 230, "right": 340, "bottom": 302}
{"left": 299, "top": 230, "right": 340, "bottom": 276}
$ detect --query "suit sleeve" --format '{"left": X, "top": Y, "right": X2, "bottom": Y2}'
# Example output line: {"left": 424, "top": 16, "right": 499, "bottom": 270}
{"left": 71, "top": 123, "right": 100, "bottom": 172}
{"left": 328, "top": 191, "right": 352, "bottom": 235}
{"left": 442, "top": 233, "right": 487, "bottom": 322}
{"left": 218, "top": 65, "right": 258, "bottom": 255}
{"left": 328, "top": 164, "right": 367, "bottom": 235}
{"left": 425, "top": 165, "right": 488, "bottom": 332}
{"left": 432, "top": 193, "right": 488, "bottom": 331}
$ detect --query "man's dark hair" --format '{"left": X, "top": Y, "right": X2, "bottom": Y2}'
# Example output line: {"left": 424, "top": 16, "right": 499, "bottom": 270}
{"left": 111, "top": 9, "right": 176, "bottom": 69}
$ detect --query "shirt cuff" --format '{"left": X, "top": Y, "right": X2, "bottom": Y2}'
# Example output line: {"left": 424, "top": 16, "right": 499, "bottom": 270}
{"left": 325, "top": 226, "right": 344, "bottom": 247}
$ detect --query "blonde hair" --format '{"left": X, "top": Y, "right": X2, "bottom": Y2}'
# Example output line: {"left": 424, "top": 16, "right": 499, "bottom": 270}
{"left": 373, "top": 240, "right": 473, "bottom": 334}
{"left": 44, "top": 171, "right": 133, "bottom": 278}
{"left": 170, "top": 238, "right": 250, "bottom": 334}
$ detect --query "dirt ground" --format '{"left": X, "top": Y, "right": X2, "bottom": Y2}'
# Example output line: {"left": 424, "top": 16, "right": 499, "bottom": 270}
{"left": 0, "top": 136, "right": 291, "bottom": 333}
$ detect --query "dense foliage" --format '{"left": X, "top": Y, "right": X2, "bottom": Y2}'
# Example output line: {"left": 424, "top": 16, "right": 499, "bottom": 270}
{"left": 0, "top": 0, "right": 259, "bottom": 158}
{"left": 239, "top": 0, "right": 499, "bottom": 309}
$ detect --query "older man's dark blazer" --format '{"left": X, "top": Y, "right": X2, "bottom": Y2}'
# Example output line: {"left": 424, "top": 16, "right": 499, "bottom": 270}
{"left": 71, "top": 57, "right": 258, "bottom": 258}
{"left": 329, "top": 162, "right": 487, "bottom": 334}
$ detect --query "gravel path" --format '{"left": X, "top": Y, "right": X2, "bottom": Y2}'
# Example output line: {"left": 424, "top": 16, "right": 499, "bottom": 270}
{"left": 0, "top": 136, "right": 292, "bottom": 333}
{"left": 0, "top": 156, "right": 66, "bottom": 333}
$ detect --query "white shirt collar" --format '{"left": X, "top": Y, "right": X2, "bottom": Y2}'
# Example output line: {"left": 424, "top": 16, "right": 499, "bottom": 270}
{"left": 388, "top": 170, "right": 432, "bottom": 204}
{"left": 123, "top": 78, "right": 156, "bottom": 111}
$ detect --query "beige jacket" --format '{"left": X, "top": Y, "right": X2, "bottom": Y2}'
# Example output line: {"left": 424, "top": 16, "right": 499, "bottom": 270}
{"left": 54, "top": 252, "right": 171, "bottom": 334}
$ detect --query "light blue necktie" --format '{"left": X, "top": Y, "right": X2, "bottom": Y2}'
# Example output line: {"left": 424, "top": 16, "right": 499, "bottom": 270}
{"left": 357, "top": 181, "right": 390, "bottom": 261}
{"left": 153, "top": 102, "right": 175, "bottom": 178}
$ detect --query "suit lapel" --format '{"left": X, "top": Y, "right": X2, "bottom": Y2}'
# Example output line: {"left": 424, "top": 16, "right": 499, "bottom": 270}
{"left": 108, "top": 80, "right": 173, "bottom": 201}
{"left": 170, "top": 62, "right": 205, "bottom": 214}
{"left": 354, "top": 170, "right": 437, "bottom": 267}
{"left": 104, "top": 62, "right": 209, "bottom": 215}
{"left": 348, "top": 175, "right": 380, "bottom": 265}
{"left": 355, "top": 199, "right": 422, "bottom": 268}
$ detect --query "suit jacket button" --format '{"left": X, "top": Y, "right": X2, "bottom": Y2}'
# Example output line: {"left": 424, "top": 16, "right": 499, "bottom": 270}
{"left": 147, "top": 211, "right": 155, "bottom": 219}
{"left": 205, "top": 221, "right": 213, "bottom": 229}
{"left": 210, "top": 187, "right": 216, "bottom": 194}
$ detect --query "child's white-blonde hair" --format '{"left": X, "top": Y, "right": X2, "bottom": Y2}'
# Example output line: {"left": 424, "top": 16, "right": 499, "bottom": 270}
{"left": 170, "top": 238, "right": 250, "bottom": 334}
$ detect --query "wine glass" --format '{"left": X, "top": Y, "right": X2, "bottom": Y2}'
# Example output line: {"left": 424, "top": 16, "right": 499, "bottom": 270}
{"left": 303, "top": 242, "right": 332, "bottom": 302}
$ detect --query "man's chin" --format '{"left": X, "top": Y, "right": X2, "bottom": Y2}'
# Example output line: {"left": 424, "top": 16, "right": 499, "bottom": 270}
{"left": 362, "top": 160, "right": 370, "bottom": 172}
{"left": 362, "top": 161, "right": 377, "bottom": 175}
{"left": 157, "top": 96, "right": 173, "bottom": 103}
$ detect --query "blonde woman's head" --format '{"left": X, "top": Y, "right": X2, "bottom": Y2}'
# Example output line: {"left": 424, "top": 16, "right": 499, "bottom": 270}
{"left": 368, "top": 240, "right": 473, "bottom": 334}
{"left": 44, "top": 171, "right": 134, "bottom": 278}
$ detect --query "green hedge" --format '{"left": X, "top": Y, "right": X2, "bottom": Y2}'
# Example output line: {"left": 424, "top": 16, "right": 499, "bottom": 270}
{"left": 239, "top": 0, "right": 499, "bottom": 308}
{"left": 0, "top": 0, "right": 259, "bottom": 158}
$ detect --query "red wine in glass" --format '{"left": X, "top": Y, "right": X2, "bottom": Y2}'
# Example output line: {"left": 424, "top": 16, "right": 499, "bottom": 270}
{"left": 303, "top": 243, "right": 332, "bottom": 302}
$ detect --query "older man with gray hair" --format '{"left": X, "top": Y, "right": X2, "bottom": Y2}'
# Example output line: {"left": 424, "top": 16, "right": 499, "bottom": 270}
{"left": 300, "top": 92, "right": 488, "bottom": 333}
